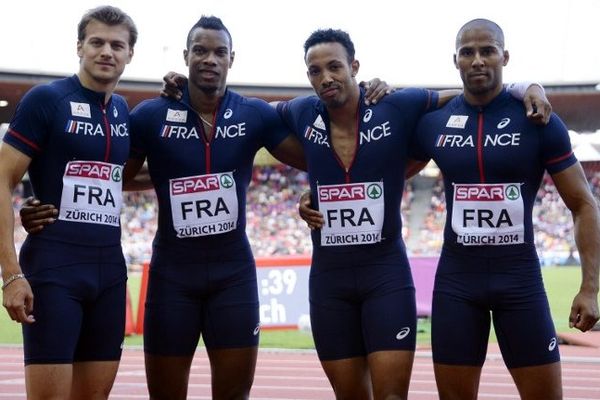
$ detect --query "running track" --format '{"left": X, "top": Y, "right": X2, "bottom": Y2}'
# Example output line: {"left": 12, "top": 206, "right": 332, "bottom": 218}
{"left": 1, "top": 339, "right": 599, "bottom": 399}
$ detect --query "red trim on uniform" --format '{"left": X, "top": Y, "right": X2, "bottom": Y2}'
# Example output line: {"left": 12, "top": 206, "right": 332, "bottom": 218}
{"left": 6, "top": 128, "right": 41, "bottom": 152}
{"left": 101, "top": 103, "right": 111, "bottom": 162}
{"left": 545, "top": 150, "right": 574, "bottom": 166}
{"left": 477, "top": 112, "right": 485, "bottom": 182}
{"left": 205, "top": 142, "right": 211, "bottom": 173}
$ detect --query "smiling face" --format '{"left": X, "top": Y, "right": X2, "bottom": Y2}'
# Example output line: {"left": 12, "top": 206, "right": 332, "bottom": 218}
{"left": 305, "top": 41, "right": 359, "bottom": 109}
{"left": 184, "top": 27, "right": 234, "bottom": 96}
{"left": 77, "top": 19, "right": 133, "bottom": 92}
{"left": 454, "top": 22, "right": 508, "bottom": 105}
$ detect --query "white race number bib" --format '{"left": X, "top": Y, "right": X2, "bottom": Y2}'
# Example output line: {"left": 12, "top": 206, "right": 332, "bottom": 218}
{"left": 169, "top": 172, "right": 238, "bottom": 238}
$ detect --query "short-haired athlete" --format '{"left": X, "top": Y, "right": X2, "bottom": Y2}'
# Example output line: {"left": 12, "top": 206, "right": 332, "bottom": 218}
{"left": 0, "top": 6, "right": 137, "bottom": 399}
{"left": 281, "top": 28, "right": 551, "bottom": 399}
{"left": 408, "top": 19, "right": 600, "bottom": 399}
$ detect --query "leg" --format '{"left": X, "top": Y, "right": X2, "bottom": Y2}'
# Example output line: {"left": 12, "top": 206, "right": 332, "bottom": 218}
{"left": 367, "top": 350, "right": 414, "bottom": 400}
{"left": 433, "top": 364, "right": 482, "bottom": 400}
{"left": 207, "top": 346, "right": 258, "bottom": 400}
{"left": 145, "top": 353, "right": 194, "bottom": 400}
{"left": 509, "top": 362, "right": 562, "bottom": 400}
{"left": 70, "top": 361, "right": 120, "bottom": 400}
{"left": 25, "top": 364, "right": 72, "bottom": 400}
{"left": 320, "top": 357, "right": 372, "bottom": 400}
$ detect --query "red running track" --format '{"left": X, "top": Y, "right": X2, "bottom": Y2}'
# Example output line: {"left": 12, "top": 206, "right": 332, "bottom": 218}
{"left": 0, "top": 339, "right": 599, "bottom": 399}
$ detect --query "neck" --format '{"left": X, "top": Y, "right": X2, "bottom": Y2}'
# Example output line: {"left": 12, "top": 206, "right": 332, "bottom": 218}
{"left": 463, "top": 84, "right": 503, "bottom": 107}
{"left": 188, "top": 82, "right": 224, "bottom": 114}
{"left": 77, "top": 72, "right": 117, "bottom": 105}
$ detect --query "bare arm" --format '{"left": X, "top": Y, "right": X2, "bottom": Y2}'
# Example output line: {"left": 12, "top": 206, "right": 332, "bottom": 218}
{"left": 268, "top": 135, "right": 307, "bottom": 172}
{"left": 122, "top": 157, "right": 153, "bottom": 191}
{"left": 406, "top": 159, "right": 429, "bottom": 179}
{"left": 552, "top": 163, "right": 600, "bottom": 332}
{"left": 0, "top": 143, "right": 35, "bottom": 324}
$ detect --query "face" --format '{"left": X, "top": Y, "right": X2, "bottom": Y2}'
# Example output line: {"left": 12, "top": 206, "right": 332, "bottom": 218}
{"left": 454, "top": 26, "right": 508, "bottom": 97}
{"left": 77, "top": 20, "right": 133, "bottom": 88}
{"left": 305, "top": 42, "right": 359, "bottom": 108}
{"left": 184, "top": 28, "right": 234, "bottom": 95}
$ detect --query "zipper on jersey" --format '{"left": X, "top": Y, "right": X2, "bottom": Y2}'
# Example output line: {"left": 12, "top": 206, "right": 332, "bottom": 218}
{"left": 331, "top": 108, "right": 360, "bottom": 184}
{"left": 195, "top": 101, "right": 220, "bottom": 174}
{"left": 477, "top": 111, "right": 485, "bottom": 183}
{"left": 100, "top": 102, "right": 111, "bottom": 162}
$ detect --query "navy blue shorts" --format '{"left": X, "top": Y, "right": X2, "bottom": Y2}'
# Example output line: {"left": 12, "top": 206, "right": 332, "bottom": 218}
{"left": 144, "top": 238, "right": 260, "bottom": 356}
{"left": 19, "top": 238, "right": 126, "bottom": 365}
{"left": 310, "top": 243, "right": 416, "bottom": 361}
{"left": 431, "top": 248, "right": 560, "bottom": 368}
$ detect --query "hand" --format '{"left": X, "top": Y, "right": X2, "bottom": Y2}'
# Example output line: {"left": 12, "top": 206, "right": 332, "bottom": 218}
{"left": 160, "top": 71, "right": 187, "bottom": 100}
{"left": 568, "top": 289, "right": 600, "bottom": 332}
{"left": 298, "top": 191, "right": 324, "bottom": 230}
{"left": 20, "top": 197, "right": 57, "bottom": 234}
{"left": 524, "top": 84, "right": 552, "bottom": 125}
{"left": 359, "top": 78, "right": 394, "bottom": 106}
{"left": 2, "top": 277, "right": 35, "bottom": 324}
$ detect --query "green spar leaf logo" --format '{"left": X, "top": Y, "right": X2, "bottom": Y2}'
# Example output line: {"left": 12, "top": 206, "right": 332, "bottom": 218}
{"left": 112, "top": 167, "right": 122, "bottom": 182}
{"left": 505, "top": 184, "right": 520, "bottom": 200}
{"left": 366, "top": 184, "right": 382, "bottom": 199}
{"left": 220, "top": 174, "right": 234, "bottom": 188}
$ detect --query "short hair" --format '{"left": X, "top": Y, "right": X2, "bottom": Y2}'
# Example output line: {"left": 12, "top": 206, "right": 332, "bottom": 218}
{"left": 303, "top": 29, "right": 355, "bottom": 63}
{"left": 186, "top": 16, "right": 232, "bottom": 50}
{"left": 78, "top": 5, "right": 138, "bottom": 48}
{"left": 455, "top": 18, "right": 504, "bottom": 50}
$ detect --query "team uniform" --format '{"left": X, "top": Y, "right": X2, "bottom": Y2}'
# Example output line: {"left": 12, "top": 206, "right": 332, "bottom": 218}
{"left": 277, "top": 88, "right": 438, "bottom": 360}
{"left": 411, "top": 89, "right": 576, "bottom": 368}
{"left": 4, "top": 75, "right": 130, "bottom": 364}
{"left": 130, "top": 88, "right": 290, "bottom": 355}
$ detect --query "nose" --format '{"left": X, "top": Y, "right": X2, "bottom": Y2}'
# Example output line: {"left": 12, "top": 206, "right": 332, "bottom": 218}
{"left": 471, "top": 52, "right": 484, "bottom": 68}
{"left": 320, "top": 71, "right": 334, "bottom": 87}
{"left": 99, "top": 43, "right": 113, "bottom": 58}
{"left": 202, "top": 51, "right": 218, "bottom": 65}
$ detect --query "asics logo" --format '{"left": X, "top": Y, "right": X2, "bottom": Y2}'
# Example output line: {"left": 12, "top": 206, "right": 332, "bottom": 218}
{"left": 497, "top": 117, "right": 510, "bottom": 129}
{"left": 253, "top": 324, "right": 261, "bottom": 336}
{"left": 363, "top": 109, "right": 373, "bottom": 123}
{"left": 396, "top": 327, "right": 410, "bottom": 340}
{"left": 548, "top": 337, "right": 557, "bottom": 351}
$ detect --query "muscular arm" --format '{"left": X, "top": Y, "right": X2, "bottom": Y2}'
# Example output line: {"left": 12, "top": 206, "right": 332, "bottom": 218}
{"left": 269, "top": 135, "right": 307, "bottom": 172}
{"left": 552, "top": 163, "right": 600, "bottom": 331}
{"left": 0, "top": 143, "right": 35, "bottom": 323}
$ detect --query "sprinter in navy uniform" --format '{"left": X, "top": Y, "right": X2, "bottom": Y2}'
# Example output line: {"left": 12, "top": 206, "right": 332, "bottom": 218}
{"left": 0, "top": 6, "right": 136, "bottom": 400}
{"left": 410, "top": 19, "right": 600, "bottom": 400}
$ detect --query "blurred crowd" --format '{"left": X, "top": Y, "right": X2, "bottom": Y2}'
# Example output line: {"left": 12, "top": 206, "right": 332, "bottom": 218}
{"left": 11, "top": 166, "right": 599, "bottom": 267}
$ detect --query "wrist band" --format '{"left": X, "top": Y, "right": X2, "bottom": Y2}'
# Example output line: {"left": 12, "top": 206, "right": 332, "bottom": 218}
{"left": 1, "top": 273, "right": 26, "bottom": 290}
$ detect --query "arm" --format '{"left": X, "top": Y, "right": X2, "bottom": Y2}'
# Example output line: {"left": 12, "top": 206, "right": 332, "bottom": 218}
{"left": 552, "top": 163, "right": 600, "bottom": 332}
{"left": 268, "top": 135, "right": 307, "bottom": 172}
{"left": 359, "top": 78, "right": 394, "bottom": 105}
{"left": 122, "top": 157, "right": 153, "bottom": 191}
{"left": 435, "top": 89, "right": 463, "bottom": 108}
{"left": 298, "top": 191, "right": 324, "bottom": 230}
{"left": 0, "top": 143, "right": 35, "bottom": 324}
{"left": 406, "top": 159, "right": 429, "bottom": 179}
{"left": 161, "top": 71, "right": 187, "bottom": 101}
{"left": 507, "top": 82, "right": 552, "bottom": 124}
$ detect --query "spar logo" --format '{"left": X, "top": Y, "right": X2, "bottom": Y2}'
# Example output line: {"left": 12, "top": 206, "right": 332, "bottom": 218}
{"left": 366, "top": 184, "right": 382, "bottom": 199}
{"left": 505, "top": 185, "right": 520, "bottom": 200}
{"left": 220, "top": 174, "right": 234, "bottom": 188}
{"left": 319, "top": 184, "right": 365, "bottom": 202}
{"left": 171, "top": 175, "right": 221, "bottom": 195}
{"left": 65, "top": 161, "right": 114, "bottom": 181}
{"left": 455, "top": 184, "right": 505, "bottom": 201}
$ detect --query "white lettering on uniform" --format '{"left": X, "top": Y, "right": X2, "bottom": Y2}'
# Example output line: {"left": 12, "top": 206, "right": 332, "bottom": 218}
{"left": 359, "top": 121, "right": 391, "bottom": 144}
{"left": 215, "top": 123, "right": 246, "bottom": 138}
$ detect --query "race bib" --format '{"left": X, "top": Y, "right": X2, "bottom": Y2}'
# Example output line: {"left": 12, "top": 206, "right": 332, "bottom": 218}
{"left": 451, "top": 183, "right": 524, "bottom": 246}
{"left": 58, "top": 161, "right": 123, "bottom": 226}
{"left": 169, "top": 172, "right": 238, "bottom": 238}
{"left": 318, "top": 182, "right": 384, "bottom": 246}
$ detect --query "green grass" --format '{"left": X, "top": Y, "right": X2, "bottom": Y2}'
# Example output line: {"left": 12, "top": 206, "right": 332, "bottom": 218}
{"left": 0, "top": 266, "right": 585, "bottom": 348}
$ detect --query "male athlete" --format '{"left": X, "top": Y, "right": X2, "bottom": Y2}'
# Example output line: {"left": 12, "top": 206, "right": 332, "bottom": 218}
{"left": 409, "top": 19, "right": 600, "bottom": 399}
{"left": 0, "top": 6, "right": 136, "bottom": 399}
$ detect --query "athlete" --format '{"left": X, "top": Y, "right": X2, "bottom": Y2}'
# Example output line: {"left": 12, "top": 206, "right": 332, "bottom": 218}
{"left": 409, "top": 19, "right": 600, "bottom": 399}
{"left": 0, "top": 6, "right": 136, "bottom": 399}
{"left": 285, "top": 29, "right": 553, "bottom": 399}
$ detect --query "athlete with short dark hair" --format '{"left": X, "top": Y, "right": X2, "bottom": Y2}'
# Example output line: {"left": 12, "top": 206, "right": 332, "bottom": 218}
{"left": 0, "top": 5, "right": 136, "bottom": 399}
{"left": 410, "top": 18, "right": 600, "bottom": 399}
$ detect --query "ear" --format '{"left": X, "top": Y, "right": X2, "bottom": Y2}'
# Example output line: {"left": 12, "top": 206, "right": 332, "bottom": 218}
{"left": 503, "top": 50, "right": 509, "bottom": 66}
{"left": 351, "top": 59, "right": 360, "bottom": 77}
{"left": 229, "top": 50, "right": 235, "bottom": 68}
{"left": 183, "top": 49, "right": 189, "bottom": 67}
{"left": 453, "top": 54, "right": 458, "bottom": 69}
{"left": 126, "top": 47, "right": 134, "bottom": 65}
{"left": 77, "top": 41, "right": 83, "bottom": 59}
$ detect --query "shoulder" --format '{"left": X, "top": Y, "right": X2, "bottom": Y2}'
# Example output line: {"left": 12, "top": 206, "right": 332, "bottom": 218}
{"left": 131, "top": 96, "right": 172, "bottom": 116}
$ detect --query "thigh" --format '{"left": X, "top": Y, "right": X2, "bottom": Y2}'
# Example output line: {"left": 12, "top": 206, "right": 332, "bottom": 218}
{"left": 368, "top": 350, "right": 414, "bottom": 400}
{"left": 25, "top": 364, "right": 72, "bottom": 399}
{"left": 320, "top": 357, "right": 372, "bottom": 400}
{"left": 310, "top": 266, "right": 365, "bottom": 361}
{"left": 509, "top": 362, "right": 562, "bottom": 400}
{"left": 143, "top": 266, "right": 203, "bottom": 356}
{"left": 207, "top": 347, "right": 258, "bottom": 400}
{"left": 145, "top": 353, "right": 194, "bottom": 400}
{"left": 202, "top": 260, "right": 260, "bottom": 349}
{"left": 71, "top": 360, "right": 120, "bottom": 400}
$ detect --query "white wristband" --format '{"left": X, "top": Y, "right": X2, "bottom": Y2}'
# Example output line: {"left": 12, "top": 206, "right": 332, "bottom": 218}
{"left": 506, "top": 81, "right": 545, "bottom": 100}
